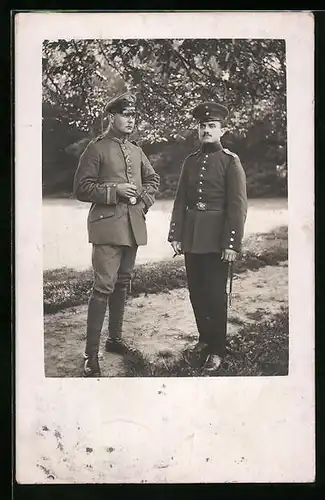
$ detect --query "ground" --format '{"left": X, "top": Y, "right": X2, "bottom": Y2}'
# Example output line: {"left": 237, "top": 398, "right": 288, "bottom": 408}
{"left": 44, "top": 262, "right": 288, "bottom": 378}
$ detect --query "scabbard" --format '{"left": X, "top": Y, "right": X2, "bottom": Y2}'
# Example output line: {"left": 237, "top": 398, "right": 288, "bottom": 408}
{"left": 227, "top": 262, "right": 234, "bottom": 308}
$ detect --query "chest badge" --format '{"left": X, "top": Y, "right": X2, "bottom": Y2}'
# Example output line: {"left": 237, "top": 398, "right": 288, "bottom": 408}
{"left": 129, "top": 196, "right": 137, "bottom": 205}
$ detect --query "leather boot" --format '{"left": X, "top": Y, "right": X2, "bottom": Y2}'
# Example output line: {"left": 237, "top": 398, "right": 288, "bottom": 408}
{"left": 105, "top": 284, "right": 134, "bottom": 354}
{"left": 83, "top": 291, "right": 108, "bottom": 377}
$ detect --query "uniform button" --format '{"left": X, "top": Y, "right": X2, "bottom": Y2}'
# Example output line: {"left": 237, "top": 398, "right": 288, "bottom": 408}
{"left": 198, "top": 189, "right": 202, "bottom": 193}
{"left": 231, "top": 230, "right": 235, "bottom": 234}
{"left": 229, "top": 245, "right": 233, "bottom": 248}
{"left": 205, "top": 154, "right": 208, "bottom": 158}
{"left": 200, "top": 174, "right": 204, "bottom": 178}
{"left": 202, "top": 167, "right": 206, "bottom": 171}
{"left": 230, "top": 238, "right": 234, "bottom": 242}
{"left": 199, "top": 182, "right": 203, "bottom": 185}
{"left": 100, "top": 215, "right": 104, "bottom": 219}
{"left": 203, "top": 160, "right": 206, "bottom": 164}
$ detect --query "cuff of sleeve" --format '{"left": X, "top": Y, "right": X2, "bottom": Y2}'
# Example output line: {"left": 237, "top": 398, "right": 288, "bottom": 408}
{"left": 168, "top": 221, "right": 179, "bottom": 242}
{"left": 106, "top": 184, "right": 118, "bottom": 204}
{"left": 142, "top": 191, "right": 155, "bottom": 210}
{"left": 222, "top": 229, "right": 241, "bottom": 252}
{"left": 140, "top": 200, "right": 148, "bottom": 214}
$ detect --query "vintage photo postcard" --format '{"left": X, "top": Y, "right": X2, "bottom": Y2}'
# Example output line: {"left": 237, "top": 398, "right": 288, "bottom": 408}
{"left": 15, "top": 11, "right": 314, "bottom": 483}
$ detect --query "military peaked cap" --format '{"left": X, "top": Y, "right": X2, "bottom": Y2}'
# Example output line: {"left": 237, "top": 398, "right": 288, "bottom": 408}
{"left": 105, "top": 92, "right": 136, "bottom": 114}
{"left": 192, "top": 101, "right": 229, "bottom": 122}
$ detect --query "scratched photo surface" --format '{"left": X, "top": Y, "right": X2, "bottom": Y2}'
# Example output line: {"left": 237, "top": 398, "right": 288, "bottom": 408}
{"left": 16, "top": 12, "right": 314, "bottom": 484}
{"left": 42, "top": 37, "right": 288, "bottom": 379}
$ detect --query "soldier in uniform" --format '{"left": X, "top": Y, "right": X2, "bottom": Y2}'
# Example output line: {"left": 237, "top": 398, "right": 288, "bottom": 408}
{"left": 168, "top": 101, "right": 247, "bottom": 372}
{"left": 74, "top": 92, "right": 160, "bottom": 377}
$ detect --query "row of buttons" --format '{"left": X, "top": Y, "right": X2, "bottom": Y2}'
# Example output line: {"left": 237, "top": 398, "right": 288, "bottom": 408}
{"left": 121, "top": 143, "right": 135, "bottom": 184}
{"left": 229, "top": 230, "right": 236, "bottom": 248}
{"left": 197, "top": 154, "right": 209, "bottom": 202}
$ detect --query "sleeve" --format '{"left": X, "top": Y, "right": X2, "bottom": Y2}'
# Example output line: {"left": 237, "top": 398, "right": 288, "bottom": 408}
{"left": 167, "top": 160, "right": 188, "bottom": 242}
{"left": 139, "top": 150, "right": 160, "bottom": 212}
{"left": 73, "top": 142, "right": 118, "bottom": 205}
{"left": 221, "top": 155, "right": 248, "bottom": 252}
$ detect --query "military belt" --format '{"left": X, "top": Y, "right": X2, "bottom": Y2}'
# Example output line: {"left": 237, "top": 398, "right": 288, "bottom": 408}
{"left": 187, "top": 202, "right": 225, "bottom": 212}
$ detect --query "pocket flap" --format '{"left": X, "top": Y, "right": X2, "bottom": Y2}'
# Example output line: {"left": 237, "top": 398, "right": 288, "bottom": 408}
{"left": 89, "top": 205, "right": 116, "bottom": 222}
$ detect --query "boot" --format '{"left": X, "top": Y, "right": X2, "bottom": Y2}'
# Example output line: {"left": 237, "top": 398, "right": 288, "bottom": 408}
{"left": 183, "top": 341, "right": 210, "bottom": 368}
{"left": 83, "top": 291, "right": 108, "bottom": 377}
{"left": 105, "top": 284, "right": 134, "bottom": 355}
{"left": 203, "top": 354, "right": 223, "bottom": 372}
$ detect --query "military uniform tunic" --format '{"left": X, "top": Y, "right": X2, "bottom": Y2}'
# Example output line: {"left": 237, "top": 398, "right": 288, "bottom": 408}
{"left": 74, "top": 130, "right": 160, "bottom": 247}
{"left": 168, "top": 142, "right": 247, "bottom": 252}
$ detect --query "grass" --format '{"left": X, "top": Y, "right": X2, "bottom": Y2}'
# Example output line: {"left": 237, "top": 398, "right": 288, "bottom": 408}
{"left": 43, "top": 225, "right": 288, "bottom": 314}
{"left": 122, "top": 307, "right": 289, "bottom": 377}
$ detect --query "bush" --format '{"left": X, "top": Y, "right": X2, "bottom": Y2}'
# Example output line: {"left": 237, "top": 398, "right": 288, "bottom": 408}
{"left": 43, "top": 226, "right": 288, "bottom": 314}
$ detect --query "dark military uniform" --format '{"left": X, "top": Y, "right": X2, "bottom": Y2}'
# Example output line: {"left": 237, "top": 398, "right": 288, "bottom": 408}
{"left": 168, "top": 102, "right": 247, "bottom": 359}
{"left": 73, "top": 93, "right": 160, "bottom": 375}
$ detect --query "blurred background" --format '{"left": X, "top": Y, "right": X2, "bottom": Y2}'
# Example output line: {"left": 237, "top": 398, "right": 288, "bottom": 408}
{"left": 42, "top": 38, "right": 287, "bottom": 270}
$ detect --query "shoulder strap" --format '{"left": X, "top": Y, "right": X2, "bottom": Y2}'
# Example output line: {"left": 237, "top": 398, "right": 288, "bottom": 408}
{"left": 223, "top": 148, "right": 238, "bottom": 158}
{"left": 186, "top": 149, "right": 200, "bottom": 160}
{"left": 93, "top": 131, "right": 109, "bottom": 143}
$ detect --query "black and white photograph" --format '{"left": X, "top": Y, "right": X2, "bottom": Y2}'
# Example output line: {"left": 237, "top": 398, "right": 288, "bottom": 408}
{"left": 15, "top": 11, "right": 314, "bottom": 484}
{"left": 42, "top": 37, "right": 288, "bottom": 378}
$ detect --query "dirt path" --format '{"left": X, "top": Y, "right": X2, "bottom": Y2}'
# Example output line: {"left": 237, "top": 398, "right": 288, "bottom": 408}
{"left": 44, "top": 262, "right": 287, "bottom": 378}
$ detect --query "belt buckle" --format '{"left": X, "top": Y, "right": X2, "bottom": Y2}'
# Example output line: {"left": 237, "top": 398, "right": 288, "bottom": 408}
{"left": 129, "top": 196, "right": 137, "bottom": 205}
{"left": 196, "top": 201, "right": 207, "bottom": 211}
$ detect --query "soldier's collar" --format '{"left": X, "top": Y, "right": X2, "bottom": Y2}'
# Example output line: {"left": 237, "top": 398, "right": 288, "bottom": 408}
{"left": 106, "top": 127, "right": 129, "bottom": 144}
{"left": 201, "top": 142, "right": 223, "bottom": 153}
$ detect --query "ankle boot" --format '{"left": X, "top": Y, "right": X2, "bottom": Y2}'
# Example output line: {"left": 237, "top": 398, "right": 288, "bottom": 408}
{"left": 83, "top": 291, "right": 108, "bottom": 377}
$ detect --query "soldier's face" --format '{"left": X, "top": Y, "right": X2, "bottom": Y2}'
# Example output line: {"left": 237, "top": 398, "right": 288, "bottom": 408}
{"left": 198, "top": 121, "right": 222, "bottom": 143}
{"left": 113, "top": 110, "right": 136, "bottom": 135}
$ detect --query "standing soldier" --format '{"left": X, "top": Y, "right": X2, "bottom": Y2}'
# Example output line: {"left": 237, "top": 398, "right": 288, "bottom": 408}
{"left": 168, "top": 101, "right": 247, "bottom": 372}
{"left": 74, "top": 92, "right": 160, "bottom": 377}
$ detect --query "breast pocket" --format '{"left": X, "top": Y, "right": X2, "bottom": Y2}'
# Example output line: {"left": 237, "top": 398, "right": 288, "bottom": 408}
{"left": 88, "top": 205, "right": 116, "bottom": 222}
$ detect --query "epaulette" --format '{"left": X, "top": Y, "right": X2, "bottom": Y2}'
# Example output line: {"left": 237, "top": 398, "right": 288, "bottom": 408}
{"left": 93, "top": 131, "right": 109, "bottom": 142}
{"left": 186, "top": 149, "right": 200, "bottom": 160}
{"left": 223, "top": 148, "right": 238, "bottom": 158}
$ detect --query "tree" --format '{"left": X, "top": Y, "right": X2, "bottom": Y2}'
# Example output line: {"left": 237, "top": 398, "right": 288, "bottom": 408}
{"left": 42, "top": 38, "right": 287, "bottom": 197}
{"left": 42, "top": 38, "right": 286, "bottom": 143}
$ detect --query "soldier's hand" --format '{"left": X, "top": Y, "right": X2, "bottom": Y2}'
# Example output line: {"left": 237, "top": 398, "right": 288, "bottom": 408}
{"left": 171, "top": 241, "right": 183, "bottom": 256}
{"left": 221, "top": 248, "right": 237, "bottom": 262}
{"left": 116, "top": 183, "right": 138, "bottom": 199}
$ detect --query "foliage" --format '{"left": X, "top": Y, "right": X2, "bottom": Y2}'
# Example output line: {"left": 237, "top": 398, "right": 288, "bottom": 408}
{"left": 43, "top": 226, "right": 287, "bottom": 314}
{"left": 42, "top": 38, "right": 287, "bottom": 197}
{"left": 43, "top": 38, "right": 286, "bottom": 142}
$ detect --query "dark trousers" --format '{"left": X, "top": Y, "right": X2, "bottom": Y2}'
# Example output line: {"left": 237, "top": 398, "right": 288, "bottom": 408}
{"left": 184, "top": 252, "right": 229, "bottom": 356}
